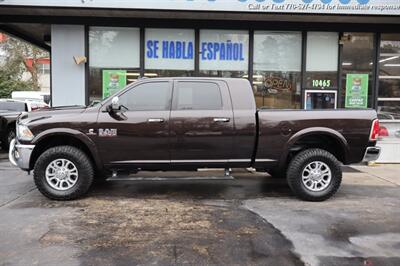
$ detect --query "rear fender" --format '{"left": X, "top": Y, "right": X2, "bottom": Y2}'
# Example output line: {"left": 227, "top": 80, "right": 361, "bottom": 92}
{"left": 279, "top": 127, "right": 349, "bottom": 168}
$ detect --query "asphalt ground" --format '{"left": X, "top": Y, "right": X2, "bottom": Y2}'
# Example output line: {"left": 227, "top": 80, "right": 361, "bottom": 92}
{"left": 0, "top": 150, "right": 399, "bottom": 266}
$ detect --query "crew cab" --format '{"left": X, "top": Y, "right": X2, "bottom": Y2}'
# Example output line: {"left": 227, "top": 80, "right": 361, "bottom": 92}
{"left": 9, "top": 78, "right": 380, "bottom": 201}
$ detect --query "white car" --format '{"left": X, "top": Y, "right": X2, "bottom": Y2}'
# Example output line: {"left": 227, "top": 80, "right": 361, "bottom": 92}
{"left": 11, "top": 91, "right": 50, "bottom": 105}
{"left": 0, "top": 99, "right": 49, "bottom": 112}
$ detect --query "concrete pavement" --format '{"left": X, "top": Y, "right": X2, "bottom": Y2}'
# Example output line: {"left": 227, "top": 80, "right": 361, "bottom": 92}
{"left": 245, "top": 164, "right": 400, "bottom": 266}
{"left": 1, "top": 152, "right": 400, "bottom": 266}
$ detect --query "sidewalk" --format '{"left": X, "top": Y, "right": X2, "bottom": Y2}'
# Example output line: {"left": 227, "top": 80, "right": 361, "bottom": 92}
{"left": 352, "top": 164, "right": 400, "bottom": 186}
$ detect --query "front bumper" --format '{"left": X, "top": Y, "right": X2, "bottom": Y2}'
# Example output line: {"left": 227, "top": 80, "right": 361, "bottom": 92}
{"left": 9, "top": 139, "right": 35, "bottom": 171}
{"left": 363, "top": 146, "right": 381, "bottom": 162}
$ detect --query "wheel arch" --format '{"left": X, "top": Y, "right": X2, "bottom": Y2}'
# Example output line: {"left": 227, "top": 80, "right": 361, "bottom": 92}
{"left": 279, "top": 127, "right": 349, "bottom": 169}
{"left": 29, "top": 129, "right": 102, "bottom": 171}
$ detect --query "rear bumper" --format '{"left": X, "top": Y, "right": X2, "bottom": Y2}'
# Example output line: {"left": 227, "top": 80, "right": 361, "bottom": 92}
{"left": 9, "top": 139, "right": 35, "bottom": 171}
{"left": 363, "top": 146, "right": 381, "bottom": 162}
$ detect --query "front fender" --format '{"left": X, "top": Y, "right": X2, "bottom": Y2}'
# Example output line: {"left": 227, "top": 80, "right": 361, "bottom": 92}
{"left": 31, "top": 128, "right": 102, "bottom": 170}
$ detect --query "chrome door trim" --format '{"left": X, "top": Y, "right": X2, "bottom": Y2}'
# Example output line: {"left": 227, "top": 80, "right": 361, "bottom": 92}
{"left": 213, "top": 117, "right": 230, "bottom": 122}
{"left": 111, "top": 159, "right": 252, "bottom": 164}
{"left": 147, "top": 118, "right": 165, "bottom": 123}
{"left": 255, "top": 159, "right": 277, "bottom": 162}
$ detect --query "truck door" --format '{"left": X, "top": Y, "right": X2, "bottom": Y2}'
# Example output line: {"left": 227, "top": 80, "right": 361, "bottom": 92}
{"left": 169, "top": 80, "right": 234, "bottom": 167}
{"left": 96, "top": 80, "right": 172, "bottom": 167}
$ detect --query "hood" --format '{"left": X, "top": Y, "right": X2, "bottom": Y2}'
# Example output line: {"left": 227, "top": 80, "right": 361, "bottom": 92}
{"left": 19, "top": 105, "right": 87, "bottom": 124}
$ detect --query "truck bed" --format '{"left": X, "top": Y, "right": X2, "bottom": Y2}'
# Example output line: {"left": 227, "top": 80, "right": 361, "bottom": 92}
{"left": 254, "top": 109, "right": 377, "bottom": 169}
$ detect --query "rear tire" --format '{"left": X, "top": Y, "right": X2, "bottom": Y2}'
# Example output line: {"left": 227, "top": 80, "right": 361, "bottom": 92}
{"left": 34, "top": 146, "right": 94, "bottom": 200}
{"left": 287, "top": 148, "right": 342, "bottom": 202}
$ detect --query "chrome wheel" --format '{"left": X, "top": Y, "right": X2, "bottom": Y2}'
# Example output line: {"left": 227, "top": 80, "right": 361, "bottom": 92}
{"left": 301, "top": 161, "right": 332, "bottom": 192}
{"left": 45, "top": 159, "right": 79, "bottom": 191}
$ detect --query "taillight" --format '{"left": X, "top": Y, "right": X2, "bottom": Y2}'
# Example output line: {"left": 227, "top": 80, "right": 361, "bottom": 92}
{"left": 369, "top": 119, "right": 380, "bottom": 141}
{"left": 379, "top": 126, "right": 389, "bottom": 138}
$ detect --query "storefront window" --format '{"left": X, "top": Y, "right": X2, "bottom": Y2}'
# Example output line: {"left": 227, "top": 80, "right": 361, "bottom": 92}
{"left": 253, "top": 31, "right": 302, "bottom": 109}
{"left": 145, "top": 28, "right": 195, "bottom": 77}
{"left": 199, "top": 30, "right": 249, "bottom": 78}
{"left": 340, "top": 33, "right": 374, "bottom": 108}
{"left": 378, "top": 34, "right": 400, "bottom": 120}
{"left": 305, "top": 32, "right": 338, "bottom": 89}
{"left": 89, "top": 27, "right": 140, "bottom": 102}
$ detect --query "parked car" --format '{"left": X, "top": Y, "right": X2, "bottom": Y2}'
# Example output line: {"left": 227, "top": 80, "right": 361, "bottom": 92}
{"left": 0, "top": 99, "right": 48, "bottom": 150}
{"left": 9, "top": 78, "right": 380, "bottom": 201}
{"left": 11, "top": 91, "right": 51, "bottom": 105}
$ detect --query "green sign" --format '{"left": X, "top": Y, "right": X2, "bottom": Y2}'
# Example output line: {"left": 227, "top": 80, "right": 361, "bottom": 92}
{"left": 345, "top": 74, "right": 368, "bottom": 108}
{"left": 102, "top": 70, "right": 127, "bottom": 99}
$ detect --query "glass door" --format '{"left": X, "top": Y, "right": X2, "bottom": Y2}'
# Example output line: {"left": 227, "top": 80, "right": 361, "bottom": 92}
{"left": 304, "top": 90, "right": 337, "bottom": 110}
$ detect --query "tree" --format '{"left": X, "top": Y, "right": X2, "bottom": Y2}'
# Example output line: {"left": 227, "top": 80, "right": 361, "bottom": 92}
{"left": 0, "top": 34, "right": 49, "bottom": 97}
{"left": 0, "top": 67, "right": 32, "bottom": 98}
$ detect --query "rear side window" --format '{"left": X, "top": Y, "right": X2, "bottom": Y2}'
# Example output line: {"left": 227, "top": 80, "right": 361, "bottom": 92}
{"left": 175, "top": 82, "right": 222, "bottom": 110}
{"left": 0, "top": 102, "right": 26, "bottom": 112}
{"left": 119, "top": 82, "right": 171, "bottom": 111}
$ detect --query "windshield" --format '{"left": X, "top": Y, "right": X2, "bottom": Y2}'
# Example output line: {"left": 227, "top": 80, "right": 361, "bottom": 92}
{"left": 89, "top": 93, "right": 115, "bottom": 107}
{"left": 0, "top": 101, "right": 27, "bottom": 112}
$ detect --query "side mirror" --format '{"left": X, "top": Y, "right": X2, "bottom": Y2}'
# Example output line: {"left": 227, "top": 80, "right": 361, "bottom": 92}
{"left": 107, "top": 96, "right": 121, "bottom": 112}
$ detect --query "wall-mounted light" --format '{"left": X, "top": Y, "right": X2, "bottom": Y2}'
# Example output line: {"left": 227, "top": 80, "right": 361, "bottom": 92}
{"left": 73, "top": 56, "right": 87, "bottom": 65}
{"left": 339, "top": 34, "right": 352, "bottom": 45}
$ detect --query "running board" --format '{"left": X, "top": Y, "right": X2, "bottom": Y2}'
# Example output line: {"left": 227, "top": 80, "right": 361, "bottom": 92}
{"left": 107, "top": 168, "right": 234, "bottom": 181}
{"left": 107, "top": 175, "right": 235, "bottom": 181}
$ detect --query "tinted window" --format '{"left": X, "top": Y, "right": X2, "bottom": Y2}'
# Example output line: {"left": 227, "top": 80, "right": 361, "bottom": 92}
{"left": 0, "top": 102, "right": 27, "bottom": 112}
{"left": 175, "top": 82, "right": 222, "bottom": 110}
{"left": 119, "top": 82, "right": 171, "bottom": 111}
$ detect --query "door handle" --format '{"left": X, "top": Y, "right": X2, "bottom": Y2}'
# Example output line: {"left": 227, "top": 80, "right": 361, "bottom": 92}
{"left": 147, "top": 118, "right": 164, "bottom": 123}
{"left": 213, "top": 117, "right": 230, "bottom": 122}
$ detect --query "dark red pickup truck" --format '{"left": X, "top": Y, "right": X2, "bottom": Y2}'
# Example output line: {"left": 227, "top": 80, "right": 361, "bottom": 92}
{"left": 9, "top": 78, "right": 380, "bottom": 201}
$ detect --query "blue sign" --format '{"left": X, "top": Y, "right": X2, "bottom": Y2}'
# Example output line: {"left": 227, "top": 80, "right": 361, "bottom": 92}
{"left": 146, "top": 40, "right": 246, "bottom": 62}
{"left": 201, "top": 41, "right": 245, "bottom": 61}
{"left": 147, "top": 40, "right": 194, "bottom": 59}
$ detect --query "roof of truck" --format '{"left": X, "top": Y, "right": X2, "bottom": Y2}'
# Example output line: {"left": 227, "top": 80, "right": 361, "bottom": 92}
{"left": 137, "top": 77, "right": 249, "bottom": 82}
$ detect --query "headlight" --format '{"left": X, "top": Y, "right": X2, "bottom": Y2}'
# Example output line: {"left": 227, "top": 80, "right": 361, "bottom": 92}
{"left": 17, "top": 124, "right": 34, "bottom": 141}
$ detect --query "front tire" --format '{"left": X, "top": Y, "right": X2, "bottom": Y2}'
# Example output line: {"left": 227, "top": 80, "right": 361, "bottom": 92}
{"left": 287, "top": 148, "right": 342, "bottom": 202}
{"left": 1, "top": 128, "right": 15, "bottom": 150}
{"left": 34, "top": 146, "right": 94, "bottom": 200}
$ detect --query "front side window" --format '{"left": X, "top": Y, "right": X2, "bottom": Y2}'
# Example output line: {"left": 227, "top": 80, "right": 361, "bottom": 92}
{"left": 174, "top": 82, "right": 222, "bottom": 110}
{"left": 253, "top": 31, "right": 302, "bottom": 109}
{"left": 119, "top": 82, "right": 171, "bottom": 111}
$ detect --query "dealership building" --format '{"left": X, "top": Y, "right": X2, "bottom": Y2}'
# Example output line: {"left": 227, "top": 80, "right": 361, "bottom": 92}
{"left": 0, "top": 0, "right": 399, "bottom": 162}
